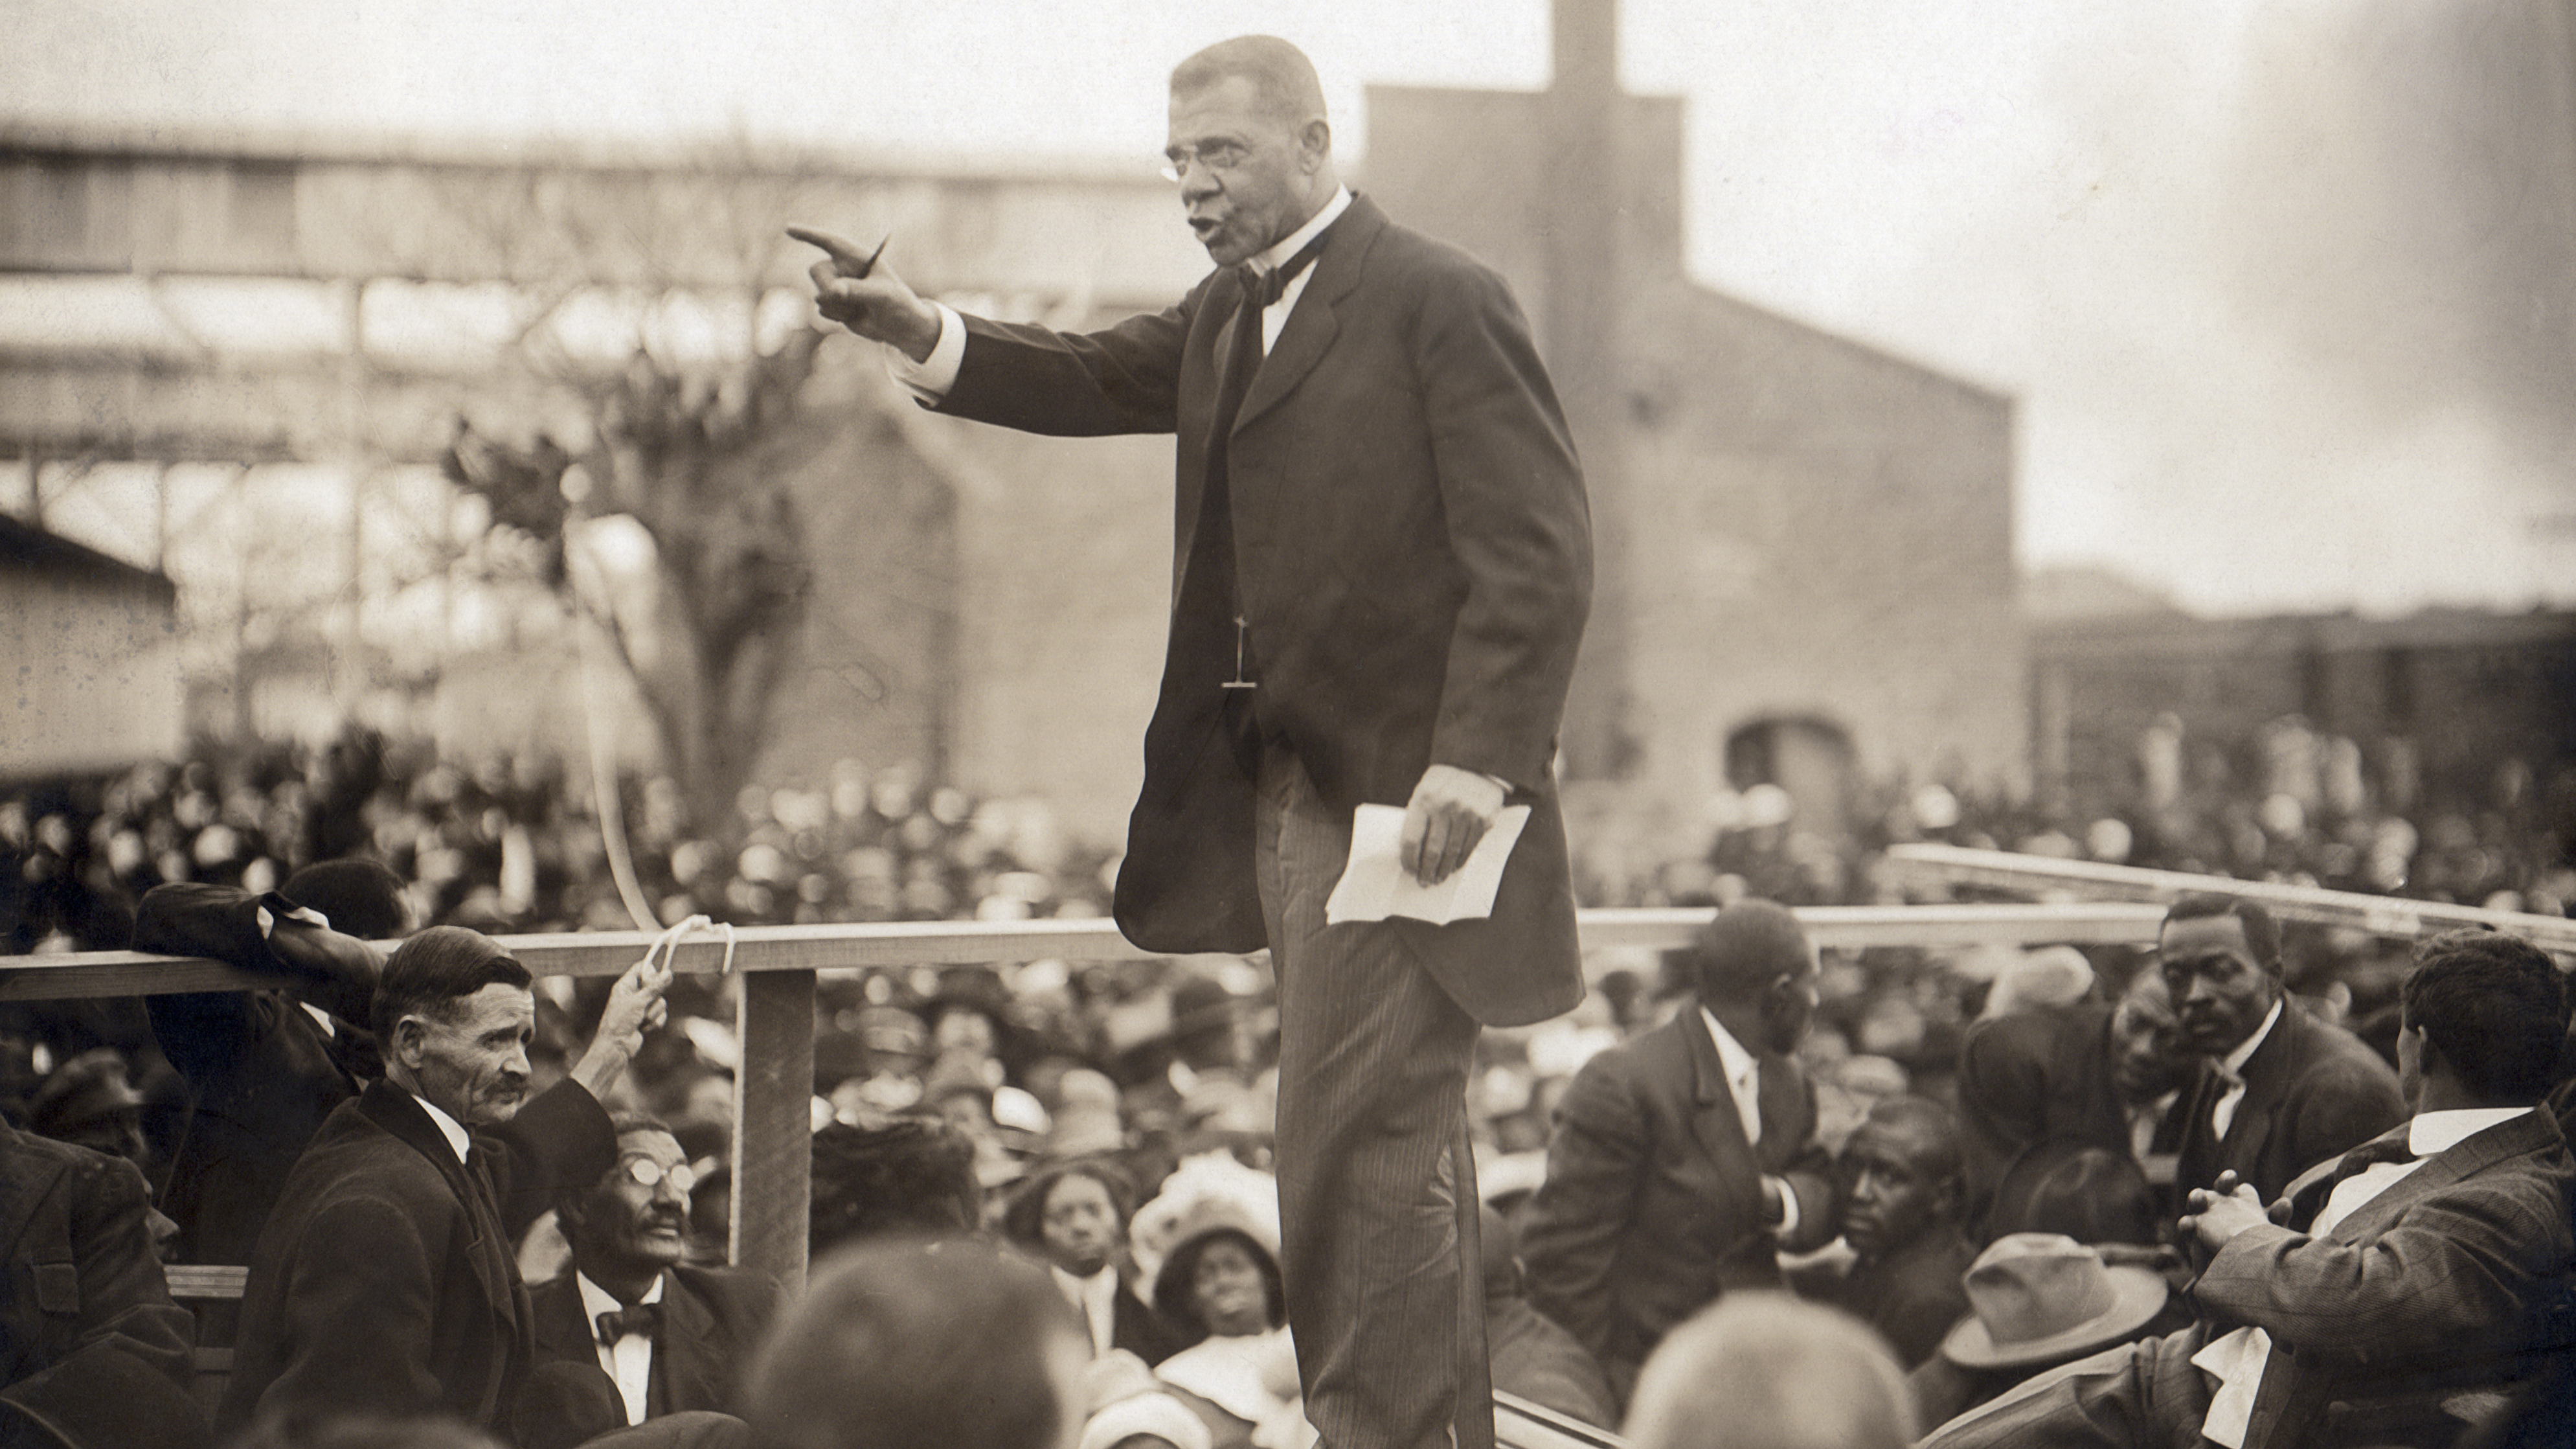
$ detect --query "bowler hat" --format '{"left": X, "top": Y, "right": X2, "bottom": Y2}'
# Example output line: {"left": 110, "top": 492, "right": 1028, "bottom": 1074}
{"left": 1939, "top": 1232, "right": 2167, "bottom": 1369}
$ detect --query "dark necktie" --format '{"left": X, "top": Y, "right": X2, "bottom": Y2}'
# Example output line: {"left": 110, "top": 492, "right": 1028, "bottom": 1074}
{"left": 596, "top": 1301, "right": 662, "bottom": 1346}
{"left": 2325, "top": 1131, "right": 2417, "bottom": 1187}
{"left": 1178, "top": 230, "right": 1329, "bottom": 748}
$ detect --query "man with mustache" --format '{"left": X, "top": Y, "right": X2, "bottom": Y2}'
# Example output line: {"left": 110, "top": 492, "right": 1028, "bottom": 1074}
{"left": 514, "top": 1117, "right": 787, "bottom": 1446}
{"left": 218, "top": 926, "right": 673, "bottom": 1441}
{"left": 2160, "top": 894, "right": 2402, "bottom": 1203}
{"left": 796, "top": 33, "right": 1590, "bottom": 1449}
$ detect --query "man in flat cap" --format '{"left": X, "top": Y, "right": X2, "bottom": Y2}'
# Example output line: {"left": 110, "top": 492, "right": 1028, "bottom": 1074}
{"left": 1519, "top": 900, "right": 1838, "bottom": 1409}
{"left": 219, "top": 926, "right": 673, "bottom": 1442}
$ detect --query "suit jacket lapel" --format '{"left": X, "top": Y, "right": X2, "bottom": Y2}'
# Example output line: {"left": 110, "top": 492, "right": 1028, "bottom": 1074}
{"left": 530, "top": 1275, "right": 593, "bottom": 1363}
{"left": 2321, "top": 1111, "right": 2554, "bottom": 1244}
{"left": 1679, "top": 1016, "right": 1763, "bottom": 1216}
{"left": 652, "top": 1272, "right": 719, "bottom": 1415}
{"left": 1233, "top": 196, "right": 1380, "bottom": 433}
{"left": 356, "top": 1083, "right": 515, "bottom": 1339}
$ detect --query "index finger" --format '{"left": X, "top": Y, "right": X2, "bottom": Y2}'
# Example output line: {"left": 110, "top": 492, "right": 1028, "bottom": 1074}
{"left": 786, "top": 225, "right": 886, "bottom": 275}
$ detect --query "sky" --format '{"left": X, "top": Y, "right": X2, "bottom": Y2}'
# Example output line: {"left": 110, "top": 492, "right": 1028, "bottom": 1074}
{"left": 10, "top": 0, "right": 2576, "bottom": 616}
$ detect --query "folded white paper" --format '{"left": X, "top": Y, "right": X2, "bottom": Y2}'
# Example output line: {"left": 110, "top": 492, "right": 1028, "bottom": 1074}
{"left": 1324, "top": 803, "right": 1530, "bottom": 926}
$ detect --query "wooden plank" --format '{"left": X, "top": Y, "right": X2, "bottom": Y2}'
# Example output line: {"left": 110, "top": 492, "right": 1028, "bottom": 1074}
{"left": 1885, "top": 844, "right": 2576, "bottom": 953}
{"left": 732, "top": 967, "right": 815, "bottom": 1288}
{"left": 0, "top": 905, "right": 2176, "bottom": 1001}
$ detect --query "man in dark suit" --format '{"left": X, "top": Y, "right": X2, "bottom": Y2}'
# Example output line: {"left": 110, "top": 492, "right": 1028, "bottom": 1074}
{"left": 1002, "top": 1162, "right": 1188, "bottom": 1366}
{"left": 2160, "top": 894, "right": 2405, "bottom": 1202}
{"left": 1, "top": 1119, "right": 209, "bottom": 1449}
{"left": 1955, "top": 968, "right": 2193, "bottom": 1236}
{"left": 795, "top": 34, "right": 1590, "bottom": 1449}
{"left": 1517, "top": 901, "right": 1837, "bottom": 1408}
{"left": 135, "top": 861, "right": 405, "bottom": 1265}
{"left": 1832, "top": 1095, "right": 1974, "bottom": 1369}
{"left": 515, "top": 1117, "right": 784, "bottom": 1446}
{"left": 1923, "top": 926, "right": 2576, "bottom": 1449}
{"left": 217, "top": 925, "right": 672, "bottom": 1441}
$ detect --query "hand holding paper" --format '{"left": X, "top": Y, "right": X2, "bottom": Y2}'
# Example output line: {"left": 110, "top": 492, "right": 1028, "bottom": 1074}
{"left": 1326, "top": 803, "right": 1530, "bottom": 926}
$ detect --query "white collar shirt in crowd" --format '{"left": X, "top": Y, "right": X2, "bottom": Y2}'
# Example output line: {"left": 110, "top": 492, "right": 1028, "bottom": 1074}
{"left": 2196, "top": 1105, "right": 2535, "bottom": 1448}
{"left": 1053, "top": 1262, "right": 1120, "bottom": 1357}
{"left": 2208, "top": 998, "right": 2285, "bottom": 1141}
{"left": 1697, "top": 1007, "right": 1805, "bottom": 1237}
{"left": 578, "top": 1271, "right": 666, "bottom": 1425}
{"left": 890, "top": 186, "right": 1355, "bottom": 404}
{"left": 411, "top": 1089, "right": 471, "bottom": 1165}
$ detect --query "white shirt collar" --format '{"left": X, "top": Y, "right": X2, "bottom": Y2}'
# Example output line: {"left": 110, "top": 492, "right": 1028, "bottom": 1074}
{"left": 410, "top": 1088, "right": 472, "bottom": 1164}
{"left": 2219, "top": 998, "right": 2285, "bottom": 1077}
{"left": 576, "top": 1270, "right": 666, "bottom": 1323}
{"left": 2408, "top": 1106, "right": 2531, "bottom": 1157}
{"left": 1253, "top": 186, "right": 1352, "bottom": 274}
{"left": 1699, "top": 1006, "right": 1760, "bottom": 1090}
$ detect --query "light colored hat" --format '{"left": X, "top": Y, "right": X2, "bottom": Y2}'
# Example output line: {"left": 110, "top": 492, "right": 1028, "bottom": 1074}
{"left": 1078, "top": 1389, "right": 1212, "bottom": 1449}
{"left": 1939, "top": 1233, "right": 2167, "bottom": 1369}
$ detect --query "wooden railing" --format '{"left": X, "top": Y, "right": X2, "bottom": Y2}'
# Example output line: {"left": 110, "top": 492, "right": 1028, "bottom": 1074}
{"left": 0, "top": 902, "right": 2175, "bottom": 1287}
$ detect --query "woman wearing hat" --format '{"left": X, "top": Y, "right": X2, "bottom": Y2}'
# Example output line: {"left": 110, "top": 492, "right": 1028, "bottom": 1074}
{"left": 1146, "top": 1196, "right": 1313, "bottom": 1449}
{"left": 1911, "top": 1233, "right": 2175, "bottom": 1430}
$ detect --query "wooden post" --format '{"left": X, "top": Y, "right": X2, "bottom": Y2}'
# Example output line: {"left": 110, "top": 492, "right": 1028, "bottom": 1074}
{"left": 730, "top": 966, "right": 816, "bottom": 1286}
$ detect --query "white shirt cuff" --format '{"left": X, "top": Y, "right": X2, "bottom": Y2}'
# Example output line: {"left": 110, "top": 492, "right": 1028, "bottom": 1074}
{"left": 1767, "top": 1174, "right": 1802, "bottom": 1238}
{"left": 887, "top": 301, "right": 966, "bottom": 404}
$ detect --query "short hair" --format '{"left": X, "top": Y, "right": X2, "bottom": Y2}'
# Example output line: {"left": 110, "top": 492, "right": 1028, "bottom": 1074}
{"left": 1989, "top": 1145, "right": 2160, "bottom": 1246}
{"left": 1152, "top": 1227, "right": 1287, "bottom": 1338}
{"left": 2400, "top": 929, "right": 2569, "bottom": 1104}
{"left": 1688, "top": 900, "right": 1813, "bottom": 1005}
{"left": 372, "top": 926, "right": 530, "bottom": 1044}
{"left": 1623, "top": 1293, "right": 1916, "bottom": 1449}
{"left": 1169, "top": 36, "right": 1326, "bottom": 126}
{"left": 808, "top": 1120, "right": 980, "bottom": 1254}
{"left": 1850, "top": 1095, "right": 1961, "bottom": 1183}
{"left": 282, "top": 857, "right": 411, "bottom": 940}
{"left": 2162, "top": 893, "right": 2280, "bottom": 966}
{"left": 1000, "top": 1161, "right": 1137, "bottom": 1250}
{"left": 747, "top": 1237, "right": 1084, "bottom": 1449}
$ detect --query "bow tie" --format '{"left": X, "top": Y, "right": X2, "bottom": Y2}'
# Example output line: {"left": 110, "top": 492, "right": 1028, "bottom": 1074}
{"left": 1242, "top": 236, "right": 1328, "bottom": 309}
{"left": 596, "top": 1302, "right": 662, "bottom": 1345}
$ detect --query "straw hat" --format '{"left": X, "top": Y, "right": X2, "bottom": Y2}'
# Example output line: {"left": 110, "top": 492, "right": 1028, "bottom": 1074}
{"left": 1939, "top": 1233, "right": 2167, "bottom": 1369}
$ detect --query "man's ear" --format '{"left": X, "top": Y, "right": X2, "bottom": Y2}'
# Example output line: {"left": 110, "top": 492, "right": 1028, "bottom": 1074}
{"left": 1298, "top": 118, "right": 1331, "bottom": 165}
{"left": 389, "top": 1013, "right": 429, "bottom": 1069}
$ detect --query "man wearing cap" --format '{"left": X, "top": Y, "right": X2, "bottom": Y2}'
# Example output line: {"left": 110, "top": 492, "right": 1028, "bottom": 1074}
{"left": 514, "top": 1115, "right": 786, "bottom": 1447}
{"left": 1923, "top": 928, "right": 2576, "bottom": 1449}
{"left": 2160, "top": 893, "right": 2403, "bottom": 1203}
{"left": 797, "top": 34, "right": 1589, "bottom": 1449}
{"left": 218, "top": 926, "right": 673, "bottom": 1440}
{"left": 1519, "top": 900, "right": 1837, "bottom": 1407}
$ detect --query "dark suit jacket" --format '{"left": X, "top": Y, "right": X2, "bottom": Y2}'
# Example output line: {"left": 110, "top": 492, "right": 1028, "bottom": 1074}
{"left": 1109, "top": 1273, "right": 1191, "bottom": 1367}
{"left": 2174, "top": 1002, "right": 2405, "bottom": 1202}
{"left": 1923, "top": 1110, "right": 2576, "bottom": 1449}
{"left": 1956, "top": 1003, "right": 2131, "bottom": 1211}
{"left": 1516, "top": 1012, "right": 1838, "bottom": 1397}
{"left": 2213, "top": 1110, "right": 2576, "bottom": 1448}
{"left": 526, "top": 1265, "right": 786, "bottom": 1421}
{"left": 216, "top": 1077, "right": 616, "bottom": 1438}
{"left": 0, "top": 1123, "right": 207, "bottom": 1449}
{"left": 934, "top": 192, "right": 1592, "bottom": 1029}
{"left": 139, "top": 883, "right": 382, "bottom": 1266}
{"left": 1837, "top": 1227, "right": 1976, "bottom": 1370}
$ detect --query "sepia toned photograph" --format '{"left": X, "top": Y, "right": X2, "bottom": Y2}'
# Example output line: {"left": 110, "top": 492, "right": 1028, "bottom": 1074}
{"left": 5, "top": 4, "right": 2573, "bottom": 1448}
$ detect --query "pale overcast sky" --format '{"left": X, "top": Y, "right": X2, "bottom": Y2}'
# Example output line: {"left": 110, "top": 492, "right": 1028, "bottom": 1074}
{"left": 10, "top": 0, "right": 2575, "bottom": 615}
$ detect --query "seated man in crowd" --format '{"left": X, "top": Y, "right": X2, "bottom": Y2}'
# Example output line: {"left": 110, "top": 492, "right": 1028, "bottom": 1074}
{"left": 1620, "top": 1292, "right": 1917, "bottom": 1449}
{"left": 1004, "top": 1163, "right": 1188, "bottom": 1365}
{"left": 1519, "top": 899, "right": 1838, "bottom": 1407}
{"left": 1, "top": 1115, "right": 209, "bottom": 1449}
{"left": 218, "top": 926, "right": 674, "bottom": 1443}
{"left": 2162, "top": 893, "right": 2404, "bottom": 1203}
{"left": 137, "top": 859, "right": 407, "bottom": 1265}
{"left": 1957, "top": 966, "right": 2195, "bottom": 1237}
{"left": 1830, "top": 1095, "right": 1973, "bottom": 1369}
{"left": 747, "top": 1237, "right": 1090, "bottom": 1449}
{"left": 514, "top": 1115, "right": 787, "bottom": 1448}
{"left": 1925, "top": 927, "right": 2576, "bottom": 1449}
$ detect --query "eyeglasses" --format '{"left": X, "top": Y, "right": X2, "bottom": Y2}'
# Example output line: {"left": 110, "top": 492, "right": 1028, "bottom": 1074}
{"left": 623, "top": 1157, "right": 698, "bottom": 1195}
{"left": 1160, "top": 139, "right": 1250, "bottom": 184}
